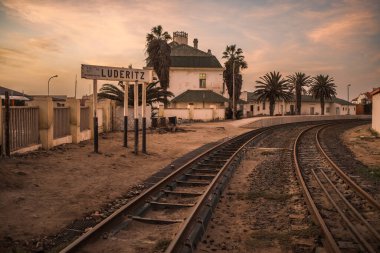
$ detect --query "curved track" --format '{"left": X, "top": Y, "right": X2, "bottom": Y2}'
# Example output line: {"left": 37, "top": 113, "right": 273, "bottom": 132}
{"left": 60, "top": 127, "right": 269, "bottom": 253}
{"left": 294, "top": 124, "right": 380, "bottom": 253}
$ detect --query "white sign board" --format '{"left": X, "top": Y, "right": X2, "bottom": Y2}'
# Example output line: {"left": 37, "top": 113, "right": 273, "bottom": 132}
{"left": 81, "top": 64, "right": 150, "bottom": 82}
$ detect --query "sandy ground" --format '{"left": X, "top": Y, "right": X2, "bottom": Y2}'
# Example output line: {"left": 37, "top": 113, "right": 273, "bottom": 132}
{"left": 0, "top": 122, "right": 249, "bottom": 247}
{"left": 342, "top": 123, "right": 380, "bottom": 169}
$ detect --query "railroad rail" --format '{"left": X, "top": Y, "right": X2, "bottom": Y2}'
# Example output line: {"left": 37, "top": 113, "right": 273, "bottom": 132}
{"left": 60, "top": 127, "right": 269, "bottom": 253}
{"left": 294, "top": 124, "right": 380, "bottom": 253}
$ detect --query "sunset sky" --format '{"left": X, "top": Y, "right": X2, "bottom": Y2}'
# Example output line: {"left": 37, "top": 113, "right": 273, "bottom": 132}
{"left": 0, "top": 0, "right": 379, "bottom": 100}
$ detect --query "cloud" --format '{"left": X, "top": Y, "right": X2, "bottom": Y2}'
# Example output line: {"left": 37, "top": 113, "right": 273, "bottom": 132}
{"left": 308, "top": 10, "right": 379, "bottom": 48}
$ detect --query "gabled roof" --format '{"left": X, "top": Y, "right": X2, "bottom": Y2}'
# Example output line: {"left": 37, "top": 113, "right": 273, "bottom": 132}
{"left": 147, "top": 43, "right": 223, "bottom": 69}
{"left": 171, "top": 90, "right": 228, "bottom": 103}
{"left": 0, "top": 86, "right": 31, "bottom": 100}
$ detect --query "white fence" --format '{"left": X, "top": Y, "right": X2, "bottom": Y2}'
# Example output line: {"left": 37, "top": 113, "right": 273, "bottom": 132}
{"left": 2, "top": 106, "right": 40, "bottom": 152}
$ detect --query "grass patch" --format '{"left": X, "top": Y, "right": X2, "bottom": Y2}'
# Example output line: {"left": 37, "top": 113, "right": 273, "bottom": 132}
{"left": 369, "top": 128, "right": 379, "bottom": 137}
{"left": 152, "top": 238, "right": 171, "bottom": 253}
{"left": 359, "top": 166, "right": 380, "bottom": 181}
{"left": 240, "top": 191, "right": 292, "bottom": 202}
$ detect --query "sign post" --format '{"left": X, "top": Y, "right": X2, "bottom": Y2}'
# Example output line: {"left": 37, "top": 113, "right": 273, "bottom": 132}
{"left": 81, "top": 64, "right": 150, "bottom": 153}
{"left": 93, "top": 79, "right": 98, "bottom": 153}
{"left": 134, "top": 81, "right": 139, "bottom": 155}
{"left": 142, "top": 82, "right": 147, "bottom": 153}
{"left": 123, "top": 82, "right": 128, "bottom": 147}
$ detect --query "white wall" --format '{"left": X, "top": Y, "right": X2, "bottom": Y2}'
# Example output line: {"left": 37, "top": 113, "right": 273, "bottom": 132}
{"left": 246, "top": 115, "right": 371, "bottom": 129}
{"left": 168, "top": 68, "right": 223, "bottom": 96}
{"left": 372, "top": 93, "right": 380, "bottom": 133}
{"left": 114, "top": 106, "right": 152, "bottom": 130}
{"left": 161, "top": 107, "right": 225, "bottom": 121}
{"left": 164, "top": 109, "right": 190, "bottom": 119}
{"left": 193, "top": 108, "right": 213, "bottom": 121}
{"left": 246, "top": 100, "right": 356, "bottom": 116}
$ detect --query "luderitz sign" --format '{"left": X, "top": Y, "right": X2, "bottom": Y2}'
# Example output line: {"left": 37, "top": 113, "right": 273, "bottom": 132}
{"left": 81, "top": 64, "right": 149, "bottom": 82}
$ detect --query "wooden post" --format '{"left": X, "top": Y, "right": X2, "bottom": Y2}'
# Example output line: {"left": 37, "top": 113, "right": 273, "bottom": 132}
{"left": 123, "top": 81, "right": 128, "bottom": 147}
{"left": 142, "top": 82, "right": 147, "bottom": 153}
{"left": 134, "top": 81, "right": 139, "bottom": 155}
{"left": 93, "top": 79, "right": 98, "bottom": 153}
{"left": 4, "top": 91, "right": 10, "bottom": 157}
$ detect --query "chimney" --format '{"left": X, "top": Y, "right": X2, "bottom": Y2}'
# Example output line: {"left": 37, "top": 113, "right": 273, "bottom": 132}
{"left": 207, "top": 49, "right": 212, "bottom": 54}
{"left": 173, "top": 31, "right": 188, "bottom": 45}
{"left": 193, "top": 38, "right": 198, "bottom": 49}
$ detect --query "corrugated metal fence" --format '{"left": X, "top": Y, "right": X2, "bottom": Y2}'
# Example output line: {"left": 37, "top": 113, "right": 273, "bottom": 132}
{"left": 53, "top": 107, "right": 70, "bottom": 139}
{"left": 80, "top": 107, "right": 90, "bottom": 131}
{"left": 2, "top": 106, "right": 39, "bottom": 152}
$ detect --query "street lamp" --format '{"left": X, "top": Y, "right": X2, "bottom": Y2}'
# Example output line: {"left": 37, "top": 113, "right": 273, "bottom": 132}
{"left": 347, "top": 84, "right": 351, "bottom": 115}
{"left": 48, "top": 75, "right": 58, "bottom": 97}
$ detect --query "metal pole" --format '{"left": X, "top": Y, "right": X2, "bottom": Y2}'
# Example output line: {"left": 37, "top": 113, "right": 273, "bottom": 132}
{"left": 134, "top": 81, "right": 139, "bottom": 155}
{"left": 232, "top": 60, "right": 235, "bottom": 120}
{"left": 123, "top": 82, "right": 128, "bottom": 147}
{"left": 93, "top": 79, "right": 98, "bottom": 153}
{"left": 48, "top": 75, "right": 58, "bottom": 97}
{"left": 4, "top": 91, "right": 10, "bottom": 157}
{"left": 347, "top": 84, "right": 351, "bottom": 115}
{"left": 142, "top": 82, "right": 147, "bottom": 153}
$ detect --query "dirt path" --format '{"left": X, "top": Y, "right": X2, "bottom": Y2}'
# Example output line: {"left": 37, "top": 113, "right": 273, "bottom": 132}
{"left": 0, "top": 122, "right": 249, "bottom": 251}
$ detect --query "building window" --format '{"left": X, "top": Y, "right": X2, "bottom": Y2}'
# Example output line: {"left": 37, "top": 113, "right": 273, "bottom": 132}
{"left": 262, "top": 101, "right": 266, "bottom": 110}
{"left": 199, "top": 73, "right": 206, "bottom": 88}
{"left": 257, "top": 106, "right": 260, "bottom": 111}
{"left": 326, "top": 107, "right": 330, "bottom": 113}
{"left": 250, "top": 105, "right": 254, "bottom": 111}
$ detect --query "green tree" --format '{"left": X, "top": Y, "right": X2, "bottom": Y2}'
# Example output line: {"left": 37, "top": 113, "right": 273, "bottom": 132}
{"left": 98, "top": 81, "right": 174, "bottom": 114}
{"left": 222, "top": 44, "right": 248, "bottom": 119}
{"left": 146, "top": 26, "right": 171, "bottom": 93}
{"left": 309, "top": 74, "right": 337, "bottom": 115}
{"left": 287, "top": 72, "right": 312, "bottom": 115}
{"left": 254, "top": 71, "right": 293, "bottom": 116}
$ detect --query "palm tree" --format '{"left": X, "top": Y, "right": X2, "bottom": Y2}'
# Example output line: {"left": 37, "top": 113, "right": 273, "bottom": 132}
{"left": 287, "top": 72, "right": 312, "bottom": 115}
{"left": 309, "top": 74, "right": 337, "bottom": 115}
{"left": 146, "top": 25, "right": 171, "bottom": 92}
{"left": 254, "top": 71, "right": 293, "bottom": 116}
{"left": 98, "top": 81, "right": 173, "bottom": 113}
{"left": 222, "top": 44, "right": 248, "bottom": 119}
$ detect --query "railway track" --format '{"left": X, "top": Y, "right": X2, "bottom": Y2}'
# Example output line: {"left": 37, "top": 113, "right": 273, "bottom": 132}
{"left": 60, "top": 127, "right": 269, "bottom": 253}
{"left": 294, "top": 124, "right": 380, "bottom": 253}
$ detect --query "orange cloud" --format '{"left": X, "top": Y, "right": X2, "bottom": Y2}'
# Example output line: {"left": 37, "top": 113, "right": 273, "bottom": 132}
{"left": 308, "top": 11, "right": 378, "bottom": 48}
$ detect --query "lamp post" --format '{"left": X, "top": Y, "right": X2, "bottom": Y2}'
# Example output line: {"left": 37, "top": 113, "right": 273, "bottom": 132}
{"left": 48, "top": 75, "right": 58, "bottom": 96}
{"left": 347, "top": 84, "right": 351, "bottom": 115}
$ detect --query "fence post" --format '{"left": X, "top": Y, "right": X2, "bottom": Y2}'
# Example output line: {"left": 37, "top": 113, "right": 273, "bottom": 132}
{"left": 4, "top": 92, "right": 10, "bottom": 156}
{"left": 67, "top": 98, "right": 80, "bottom": 143}
{"left": 28, "top": 97, "right": 54, "bottom": 149}
{"left": 0, "top": 97, "right": 3, "bottom": 156}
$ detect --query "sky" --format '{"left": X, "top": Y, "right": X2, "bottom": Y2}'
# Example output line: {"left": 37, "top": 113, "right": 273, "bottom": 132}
{"left": 0, "top": 0, "right": 379, "bottom": 100}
